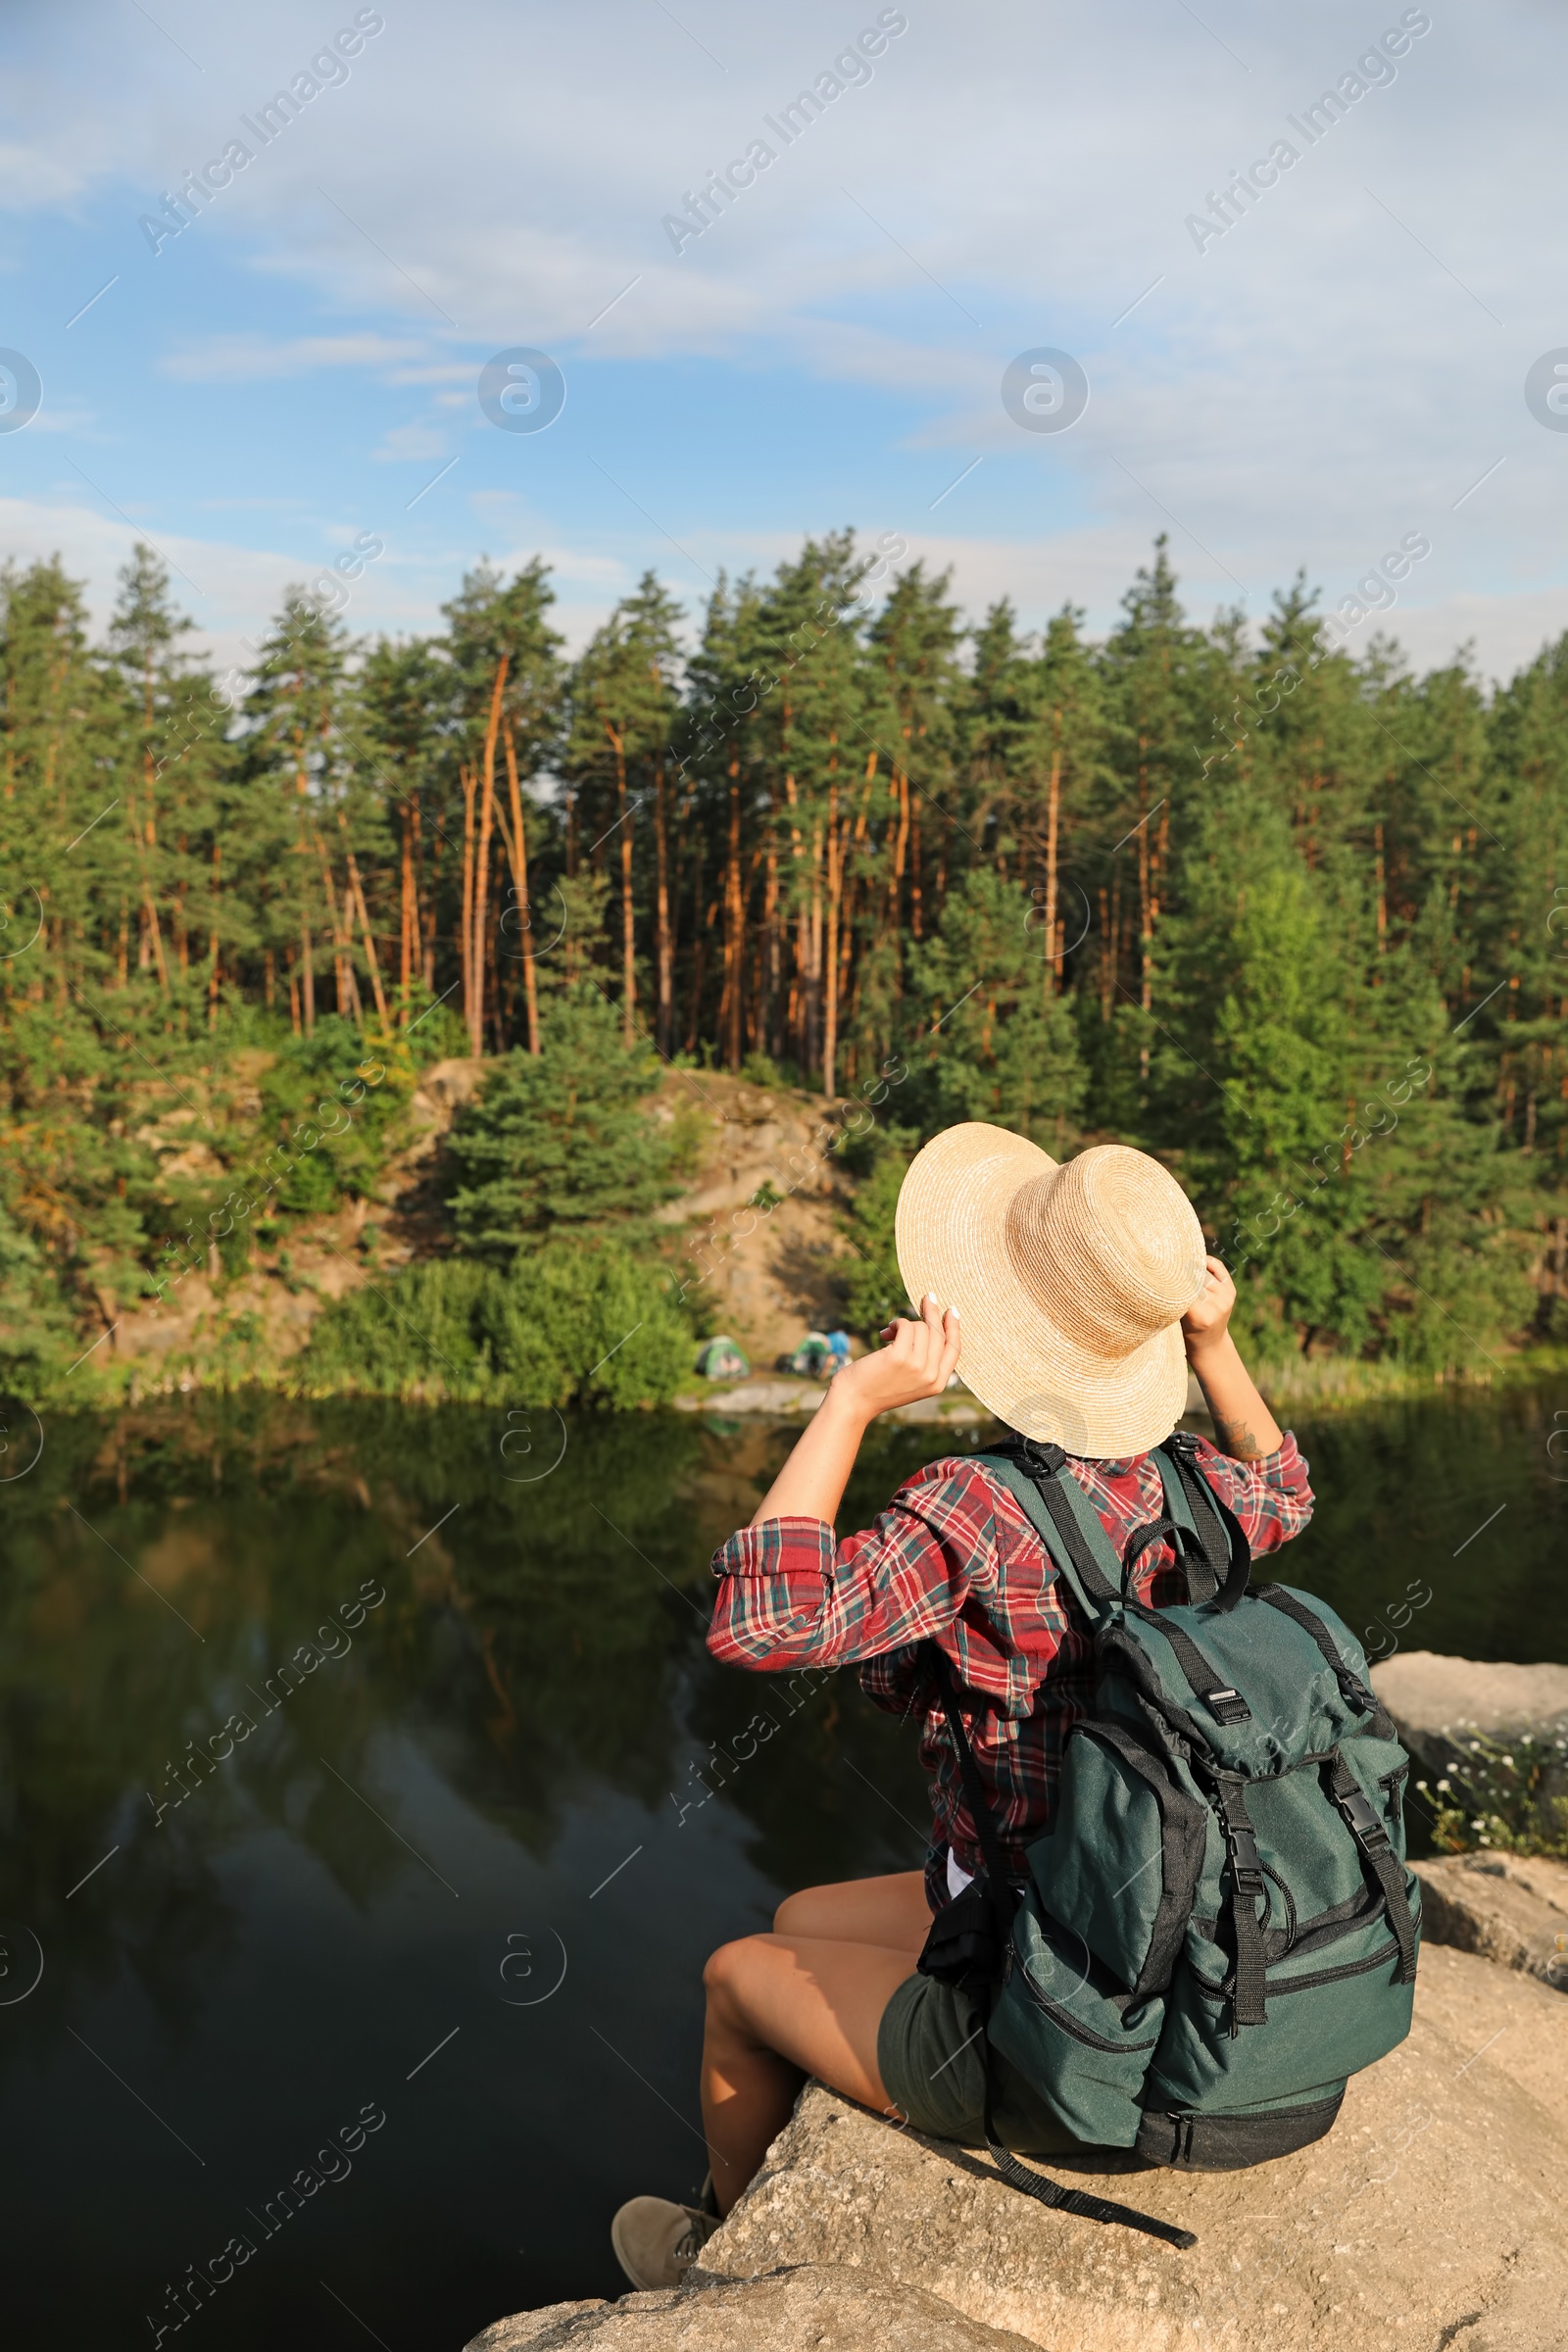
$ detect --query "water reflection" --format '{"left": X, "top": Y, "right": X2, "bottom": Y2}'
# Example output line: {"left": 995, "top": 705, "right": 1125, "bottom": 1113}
{"left": 0, "top": 1385, "right": 1562, "bottom": 2344}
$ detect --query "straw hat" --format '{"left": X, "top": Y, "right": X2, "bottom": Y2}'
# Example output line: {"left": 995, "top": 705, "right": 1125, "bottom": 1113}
{"left": 895, "top": 1124, "right": 1208, "bottom": 1457}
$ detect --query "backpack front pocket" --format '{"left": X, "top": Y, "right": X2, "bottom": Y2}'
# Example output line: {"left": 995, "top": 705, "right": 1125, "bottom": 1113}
{"left": 1025, "top": 1717, "right": 1211, "bottom": 2000}
{"left": 987, "top": 1894, "right": 1164, "bottom": 2149}
{"left": 1145, "top": 1905, "right": 1420, "bottom": 2117}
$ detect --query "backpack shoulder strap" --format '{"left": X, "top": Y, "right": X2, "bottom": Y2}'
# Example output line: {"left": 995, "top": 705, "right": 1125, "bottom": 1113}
{"left": 924, "top": 1642, "right": 1012, "bottom": 1887}
{"left": 975, "top": 1446, "right": 1122, "bottom": 1628}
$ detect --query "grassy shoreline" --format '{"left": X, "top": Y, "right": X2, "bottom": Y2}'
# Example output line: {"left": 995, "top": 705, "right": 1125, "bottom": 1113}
{"left": 1247, "top": 1344, "right": 1568, "bottom": 1419}
{"left": 33, "top": 1338, "right": 1568, "bottom": 1418}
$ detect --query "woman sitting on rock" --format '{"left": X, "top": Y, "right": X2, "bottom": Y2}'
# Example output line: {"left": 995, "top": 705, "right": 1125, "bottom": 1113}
{"left": 612, "top": 1125, "right": 1314, "bottom": 2289}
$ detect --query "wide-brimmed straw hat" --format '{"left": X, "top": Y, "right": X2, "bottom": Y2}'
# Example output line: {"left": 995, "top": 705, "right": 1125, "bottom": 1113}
{"left": 895, "top": 1123, "right": 1208, "bottom": 1458}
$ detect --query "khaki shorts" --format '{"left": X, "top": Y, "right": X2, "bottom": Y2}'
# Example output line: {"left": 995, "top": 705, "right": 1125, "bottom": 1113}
{"left": 876, "top": 1970, "right": 1092, "bottom": 2156}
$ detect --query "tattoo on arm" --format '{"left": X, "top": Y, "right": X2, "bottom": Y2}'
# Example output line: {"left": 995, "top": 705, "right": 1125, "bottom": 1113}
{"left": 1213, "top": 1416, "right": 1265, "bottom": 1461}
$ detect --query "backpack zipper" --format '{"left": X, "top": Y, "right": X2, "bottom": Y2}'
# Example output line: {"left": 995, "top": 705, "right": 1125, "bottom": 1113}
{"left": 1191, "top": 1936, "right": 1405, "bottom": 2004}
{"left": 1017, "top": 1963, "right": 1161, "bottom": 2052}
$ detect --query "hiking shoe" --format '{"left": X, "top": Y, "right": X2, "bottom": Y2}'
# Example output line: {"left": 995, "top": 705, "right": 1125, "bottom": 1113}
{"left": 610, "top": 2194, "right": 720, "bottom": 2290}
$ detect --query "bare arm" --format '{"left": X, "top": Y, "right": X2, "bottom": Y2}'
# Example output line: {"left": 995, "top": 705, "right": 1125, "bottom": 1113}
{"left": 751, "top": 1294, "right": 961, "bottom": 1527}
{"left": 1180, "top": 1255, "right": 1283, "bottom": 1461}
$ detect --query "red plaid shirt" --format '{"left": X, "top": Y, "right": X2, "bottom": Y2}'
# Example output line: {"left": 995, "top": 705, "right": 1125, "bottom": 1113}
{"left": 708, "top": 1437, "right": 1313, "bottom": 1893}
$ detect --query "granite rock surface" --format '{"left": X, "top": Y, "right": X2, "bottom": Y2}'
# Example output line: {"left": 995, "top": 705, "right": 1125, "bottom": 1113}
{"left": 469, "top": 1945, "right": 1568, "bottom": 2352}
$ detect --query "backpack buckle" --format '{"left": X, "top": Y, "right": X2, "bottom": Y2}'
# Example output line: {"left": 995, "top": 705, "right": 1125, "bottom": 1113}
{"left": 1335, "top": 1779, "right": 1392, "bottom": 1853}
{"left": 1226, "top": 1823, "right": 1263, "bottom": 1888}
{"left": 1217, "top": 1788, "right": 1265, "bottom": 1888}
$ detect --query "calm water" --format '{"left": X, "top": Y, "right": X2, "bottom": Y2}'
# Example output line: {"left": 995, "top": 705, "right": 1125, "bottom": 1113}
{"left": 2, "top": 1384, "right": 1564, "bottom": 2346}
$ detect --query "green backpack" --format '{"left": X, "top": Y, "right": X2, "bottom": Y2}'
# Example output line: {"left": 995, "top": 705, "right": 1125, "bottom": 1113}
{"left": 919, "top": 1435, "right": 1420, "bottom": 2251}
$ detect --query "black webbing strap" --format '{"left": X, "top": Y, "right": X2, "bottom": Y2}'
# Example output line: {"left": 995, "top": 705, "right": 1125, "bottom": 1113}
{"left": 990, "top": 1446, "right": 1251, "bottom": 1726}
{"left": 925, "top": 1642, "right": 1012, "bottom": 1890}
{"left": 1159, "top": 1434, "right": 1252, "bottom": 1613}
{"left": 1214, "top": 1780, "right": 1269, "bottom": 2032}
{"left": 1151, "top": 1444, "right": 1219, "bottom": 1604}
{"left": 979, "top": 2120, "right": 1198, "bottom": 2250}
{"left": 1253, "top": 1588, "right": 1398, "bottom": 1737}
{"left": 1008, "top": 1441, "right": 1125, "bottom": 1611}
{"left": 923, "top": 1645, "right": 1199, "bottom": 2251}
{"left": 1327, "top": 1753, "right": 1419, "bottom": 1985}
{"left": 1119, "top": 1557, "right": 1253, "bottom": 1728}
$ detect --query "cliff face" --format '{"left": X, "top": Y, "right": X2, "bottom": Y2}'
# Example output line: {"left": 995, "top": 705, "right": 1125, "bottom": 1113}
{"left": 468, "top": 1942, "right": 1568, "bottom": 2352}
{"left": 100, "top": 1062, "right": 861, "bottom": 1390}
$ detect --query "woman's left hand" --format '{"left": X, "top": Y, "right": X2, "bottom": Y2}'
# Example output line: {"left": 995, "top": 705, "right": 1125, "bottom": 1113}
{"left": 1181, "top": 1254, "right": 1236, "bottom": 1361}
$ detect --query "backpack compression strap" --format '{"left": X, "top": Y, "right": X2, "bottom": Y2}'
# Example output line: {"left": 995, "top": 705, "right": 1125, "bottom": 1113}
{"left": 1212, "top": 1779, "right": 1270, "bottom": 2030}
{"left": 1252, "top": 1587, "right": 1399, "bottom": 1738}
{"left": 1327, "top": 1753, "right": 1420, "bottom": 1984}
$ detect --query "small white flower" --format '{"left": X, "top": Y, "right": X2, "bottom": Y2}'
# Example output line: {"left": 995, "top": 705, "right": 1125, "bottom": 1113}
{"left": 1436, "top": 1780, "right": 1451, "bottom": 1792}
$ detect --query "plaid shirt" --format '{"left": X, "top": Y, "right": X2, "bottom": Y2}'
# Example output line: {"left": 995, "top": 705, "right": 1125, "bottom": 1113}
{"left": 708, "top": 1436, "right": 1313, "bottom": 1895}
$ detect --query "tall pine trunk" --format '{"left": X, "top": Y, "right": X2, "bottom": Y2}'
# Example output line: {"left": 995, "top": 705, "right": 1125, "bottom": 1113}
{"left": 1043, "top": 737, "right": 1061, "bottom": 1004}
{"left": 723, "top": 761, "right": 743, "bottom": 1070}
{"left": 460, "top": 762, "right": 476, "bottom": 1044}
{"left": 822, "top": 774, "right": 841, "bottom": 1098}
{"left": 469, "top": 655, "right": 508, "bottom": 1054}
{"left": 655, "top": 753, "right": 672, "bottom": 1059}
{"left": 503, "top": 720, "right": 541, "bottom": 1054}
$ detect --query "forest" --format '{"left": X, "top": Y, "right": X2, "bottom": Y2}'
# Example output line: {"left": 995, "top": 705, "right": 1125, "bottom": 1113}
{"left": 0, "top": 527, "right": 1562, "bottom": 1401}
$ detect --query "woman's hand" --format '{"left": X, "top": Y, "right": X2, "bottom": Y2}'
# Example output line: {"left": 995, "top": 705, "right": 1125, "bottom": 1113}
{"left": 834, "top": 1292, "right": 961, "bottom": 1423}
{"left": 1180, "top": 1254, "right": 1235, "bottom": 1362}
{"left": 1179, "top": 1255, "right": 1284, "bottom": 1460}
{"left": 749, "top": 1296, "right": 961, "bottom": 1528}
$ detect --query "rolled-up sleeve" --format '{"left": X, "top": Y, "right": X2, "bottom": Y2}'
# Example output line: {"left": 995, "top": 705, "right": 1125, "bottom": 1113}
{"left": 1193, "top": 1432, "right": 1313, "bottom": 1557}
{"left": 707, "top": 1463, "right": 992, "bottom": 1672}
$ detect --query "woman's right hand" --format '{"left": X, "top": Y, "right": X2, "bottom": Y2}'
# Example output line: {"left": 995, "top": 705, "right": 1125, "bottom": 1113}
{"left": 833, "top": 1292, "right": 961, "bottom": 1423}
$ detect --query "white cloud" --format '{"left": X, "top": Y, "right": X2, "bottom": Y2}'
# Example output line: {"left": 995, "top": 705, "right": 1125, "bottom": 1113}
{"left": 3, "top": 0, "right": 1567, "bottom": 677}
{"left": 371, "top": 423, "right": 449, "bottom": 462}
{"left": 161, "top": 333, "right": 427, "bottom": 382}
{"left": 0, "top": 491, "right": 453, "bottom": 671}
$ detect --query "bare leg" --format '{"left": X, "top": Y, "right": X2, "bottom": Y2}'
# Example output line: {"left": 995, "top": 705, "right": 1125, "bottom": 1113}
{"left": 701, "top": 1933, "right": 917, "bottom": 2214}
{"left": 771, "top": 1868, "right": 931, "bottom": 1951}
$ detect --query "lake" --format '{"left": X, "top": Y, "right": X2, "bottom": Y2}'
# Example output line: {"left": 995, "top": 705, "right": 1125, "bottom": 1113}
{"left": 2, "top": 1383, "right": 1564, "bottom": 2346}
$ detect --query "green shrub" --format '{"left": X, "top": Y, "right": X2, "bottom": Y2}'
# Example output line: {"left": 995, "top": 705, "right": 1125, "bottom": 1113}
{"left": 0, "top": 1201, "right": 78, "bottom": 1391}
{"left": 444, "top": 988, "right": 686, "bottom": 1259}
{"left": 837, "top": 1128, "right": 918, "bottom": 1338}
{"left": 299, "top": 1234, "right": 693, "bottom": 1407}
{"left": 298, "top": 1258, "right": 496, "bottom": 1397}
{"left": 253, "top": 1019, "right": 407, "bottom": 1215}
{"left": 480, "top": 1240, "right": 693, "bottom": 1408}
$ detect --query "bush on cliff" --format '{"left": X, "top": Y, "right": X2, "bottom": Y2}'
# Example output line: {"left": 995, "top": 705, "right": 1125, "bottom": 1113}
{"left": 443, "top": 989, "right": 691, "bottom": 1260}
{"left": 298, "top": 1234, "right": 692, "bottom": 1406}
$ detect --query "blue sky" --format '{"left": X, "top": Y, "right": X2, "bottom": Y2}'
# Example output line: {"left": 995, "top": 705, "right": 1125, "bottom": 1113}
{"left": 2, "top": 0, "right": 1563, "bottom": 677}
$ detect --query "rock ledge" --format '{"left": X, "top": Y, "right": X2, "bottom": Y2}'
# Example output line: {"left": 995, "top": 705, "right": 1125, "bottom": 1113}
{"left": 468, "top": 1944, "right": 1568, "bottom": 2352}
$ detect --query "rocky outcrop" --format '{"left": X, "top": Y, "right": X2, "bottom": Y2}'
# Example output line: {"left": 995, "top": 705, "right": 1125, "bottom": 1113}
{"left": 1371, "top": 1651, "right": 1568, "bottom": 1751}
{"left": 466, "top": 2265, "right": 1041, "bottom": 2350}
{"left": 469, "top": 1945, "right": 1568, "bottom": 2352}
{"left": 1412, "top": 1850, "right": 1568, "bottom": 1990}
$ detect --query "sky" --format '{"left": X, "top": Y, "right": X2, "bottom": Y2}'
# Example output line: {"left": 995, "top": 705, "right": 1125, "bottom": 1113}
{"left": 1, "top": 0, "right": 1563, "bottom": 681}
